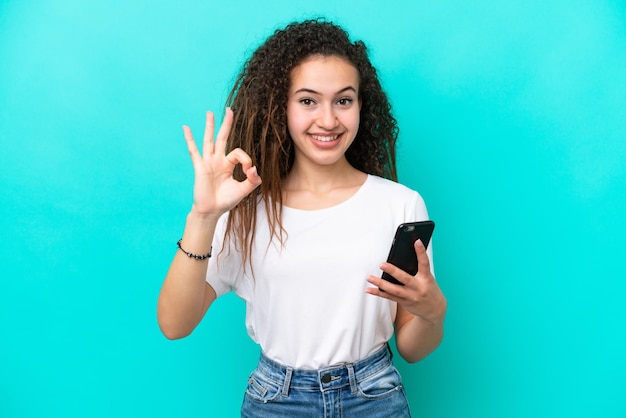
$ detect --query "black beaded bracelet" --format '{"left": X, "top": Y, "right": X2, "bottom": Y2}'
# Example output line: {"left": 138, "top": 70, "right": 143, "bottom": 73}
{"left": 177, "top": 239, "right": 212, "bottom": 260}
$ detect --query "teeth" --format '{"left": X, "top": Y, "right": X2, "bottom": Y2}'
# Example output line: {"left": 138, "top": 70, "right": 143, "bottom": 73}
{"left": 311, "top": 134, "right": 339, "bottom": 142}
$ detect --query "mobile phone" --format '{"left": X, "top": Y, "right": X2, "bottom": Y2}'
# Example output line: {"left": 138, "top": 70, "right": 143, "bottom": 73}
{"left": 381, "top": 221, "right": 435, "bottom": 286}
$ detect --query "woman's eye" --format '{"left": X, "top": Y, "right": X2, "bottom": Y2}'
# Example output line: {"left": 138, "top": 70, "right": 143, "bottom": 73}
{"left": 337, "top": 97, "right": 353, "bottom": 106}
{"left": 300, "top": 98, "right": 314, "bottom": 106}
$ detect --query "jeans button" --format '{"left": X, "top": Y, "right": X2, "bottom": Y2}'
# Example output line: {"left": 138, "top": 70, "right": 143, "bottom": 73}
{"left": 321, "top": 373, "right": 331, "bottom": 384}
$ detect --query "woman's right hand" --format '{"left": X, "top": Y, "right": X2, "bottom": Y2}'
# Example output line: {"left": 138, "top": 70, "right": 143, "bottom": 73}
{"left": 183, "top": 108, "right": 262, "bottom": 217}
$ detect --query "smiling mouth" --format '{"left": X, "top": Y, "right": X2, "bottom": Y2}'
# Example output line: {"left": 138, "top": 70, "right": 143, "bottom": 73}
{"left": 310, "top": 134, "right": 340, "bottom": 142}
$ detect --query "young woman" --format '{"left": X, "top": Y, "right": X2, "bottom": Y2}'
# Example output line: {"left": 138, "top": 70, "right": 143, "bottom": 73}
{"left": 157, "top": 19, "right": 447, "bottom": 417}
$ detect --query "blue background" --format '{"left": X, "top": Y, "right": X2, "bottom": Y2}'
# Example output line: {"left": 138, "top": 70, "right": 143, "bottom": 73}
{"left": 1, "top": 1, "right": 625, "bottom": 417}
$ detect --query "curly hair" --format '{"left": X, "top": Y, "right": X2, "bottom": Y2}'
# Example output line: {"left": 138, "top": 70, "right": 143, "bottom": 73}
{"left": 223, "top": 18, "right": 399, "bottom": 269}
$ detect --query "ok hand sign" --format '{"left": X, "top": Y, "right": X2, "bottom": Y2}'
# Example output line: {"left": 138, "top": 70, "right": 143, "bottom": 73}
{"left": 183, "top": 108, "right": 262, "bottom": 217}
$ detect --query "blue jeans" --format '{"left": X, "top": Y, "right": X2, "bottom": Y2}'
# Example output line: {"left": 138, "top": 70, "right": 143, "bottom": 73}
{"left": 241, "top": 344, "right": 411, "bottom": 417}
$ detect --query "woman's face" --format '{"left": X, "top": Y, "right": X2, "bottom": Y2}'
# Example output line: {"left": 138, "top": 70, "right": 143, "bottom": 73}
{"left": 286, "top": 55, "right": 361, "bottom": 171}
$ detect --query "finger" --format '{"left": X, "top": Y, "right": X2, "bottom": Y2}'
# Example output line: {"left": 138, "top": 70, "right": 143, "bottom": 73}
{"left": 366, "top": 274, "right": 408, "bottom": 298}
{"left": 365, "top": 277, "right": 405, "bottom": 302}
{"left": 414, "top": 239, "right": 432, "bottom": 279}
{"left": 214, "top": 107, "right": 233, "bottom": 155}
{"left": 225, "top": 148, "right": 253, "bottom": 170}
{"left": 202, "top": 111, "right": 215, "bottom": 156}
{"left": 182, "top": 125, "right": 203, "bottom": 166}
{"left": 239, "top": 165, "right": 262, "bottom": 194}
{"left": 233, "top": 167, "right": 261, "bottom": 196}
{"left": 379, "top": 261, "right": 413, "bottom": 286}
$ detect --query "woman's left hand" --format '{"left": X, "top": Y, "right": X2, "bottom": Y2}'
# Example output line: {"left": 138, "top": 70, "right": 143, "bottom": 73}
{"left": 366, "top": 239, "right": 447, "bottom": 325}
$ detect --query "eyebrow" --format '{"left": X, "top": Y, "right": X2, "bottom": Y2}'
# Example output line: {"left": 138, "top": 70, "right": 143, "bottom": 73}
{"left": 293, "top": 86, "right": 358, "bottom": 95}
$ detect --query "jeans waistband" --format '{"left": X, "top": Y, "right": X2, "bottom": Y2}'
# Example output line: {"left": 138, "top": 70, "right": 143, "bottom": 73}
{"left": 256, "top": 344, "right": 393, "bottom": 395}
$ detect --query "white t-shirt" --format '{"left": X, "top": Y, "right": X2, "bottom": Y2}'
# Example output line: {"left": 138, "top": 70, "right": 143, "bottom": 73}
{"left": 206, "top": 175, "right": 433, "bottom": 369}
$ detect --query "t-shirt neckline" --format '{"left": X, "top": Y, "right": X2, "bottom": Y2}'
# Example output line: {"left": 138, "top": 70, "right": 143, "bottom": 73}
{"left": 281, "top": 174, "right": 372, "bottom": 214}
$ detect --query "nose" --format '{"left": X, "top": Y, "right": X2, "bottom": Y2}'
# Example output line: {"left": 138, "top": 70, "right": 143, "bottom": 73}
{"left": 317, "top": 104, "right": 339, "bottom": 130}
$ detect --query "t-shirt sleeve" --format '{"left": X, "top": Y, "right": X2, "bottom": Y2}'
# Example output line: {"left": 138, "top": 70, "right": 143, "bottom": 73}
{"left": 205, "top": 213, "right": 244, "bottom": 297}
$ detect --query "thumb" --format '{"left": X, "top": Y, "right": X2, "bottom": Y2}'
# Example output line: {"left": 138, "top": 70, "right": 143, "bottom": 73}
{"left": 414, "top": 239, "right": 433, "bottom": 280}
{"left": 241, "top": 166, "right": 262, "bottom": 193}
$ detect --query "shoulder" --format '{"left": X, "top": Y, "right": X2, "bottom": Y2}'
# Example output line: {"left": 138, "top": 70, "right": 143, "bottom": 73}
{"left": 363, "top": 175, "right": 429, "bottom": 220}
{"left": 366, "top": 175, "right": 425, "bottom": 202}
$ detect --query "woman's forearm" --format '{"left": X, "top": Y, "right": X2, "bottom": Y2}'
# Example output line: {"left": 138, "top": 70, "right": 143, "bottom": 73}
{"left": 395, "top": 314, "right": 445, "bottom": 363}
{"left": 157, "top": 209, "right": 220, "bottom": 339}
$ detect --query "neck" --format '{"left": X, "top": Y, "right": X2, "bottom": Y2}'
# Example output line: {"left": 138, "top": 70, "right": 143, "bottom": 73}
{"left": 283, "top": 158, "right": 364, "bottom": 192}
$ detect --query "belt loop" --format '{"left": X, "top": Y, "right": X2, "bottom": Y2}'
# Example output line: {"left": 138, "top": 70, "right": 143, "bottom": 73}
{"left": 282, "top": 367, "right": 293, "bottom": 397}
{"left": 347, "top": 364, "right": 357, "bottom": 395}
{"left": 386, "top": 342, "right": 394, "bottom": 360}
